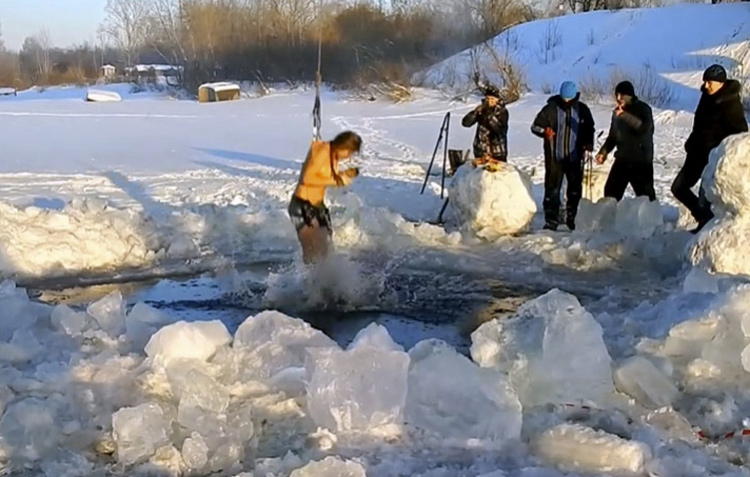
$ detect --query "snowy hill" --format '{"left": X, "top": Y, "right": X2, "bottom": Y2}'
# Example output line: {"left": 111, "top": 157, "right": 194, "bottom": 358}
{"left": 423, "top": 3, "right": 750, "bottom": 109}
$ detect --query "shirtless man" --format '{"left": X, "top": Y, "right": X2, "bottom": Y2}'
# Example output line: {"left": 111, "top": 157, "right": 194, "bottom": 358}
{"left": 288, "top": 131, "right": 362, "bottom": 264}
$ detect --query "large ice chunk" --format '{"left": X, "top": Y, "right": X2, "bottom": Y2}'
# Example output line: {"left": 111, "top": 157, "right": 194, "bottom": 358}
{"left": 405, "top": 339, "right": 522, "bottom": 442}
{"left": 471, "top": 289, "right": 614, "bottom": 407}
{"left": 0, "top": 398, "right": 60, "bottom": 462}
{"left": 576, "top": 198, "right": 617, "bottom": 233}
{"left": 534, "top": 423, "right": 651, "bottom": 474}
{"left": 614, "top": 356, "right": 679, "bottom": 409}
{"left": 228, "top": 311, "right": 336, "bottom": 383}
{"left": 86, "top": 290, "right": 126, "bottom": 337}
{"left": 614, "top": 196, "right": 664, "bottom": 239}
{"left": 112, "top": 403, "right": 171, "bottom": 465}
{"left": 145, "top": 320, "right": 232, "bottom": 366}
{"left": 448, "top": 162, "right": 536, "bottom": 239}
{"left": 172, "top": 368, "right": 230, "bottom": 431}
{"left": 576, "top": 197, "right": 662, "bottom": 238}
{"left": 306, "top": 332, "right": 409, "bottom": 433}
{"left": 289, "top": 456, "right": 366, "bottom": 477}
{"left": 0, "top": 280, "right": 43, "bottom": 342}
{"left": 51, "top": 304, "right": 93, "bottom": 336}
{"left": 234, "top": 310, "right": 335, "bottom": 350}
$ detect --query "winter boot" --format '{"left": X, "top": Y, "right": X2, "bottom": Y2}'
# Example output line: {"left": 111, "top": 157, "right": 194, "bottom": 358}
{"left": 566, "top": 217, "right": 576, "bottom": 231}
{"left": 543, "top": 222, "right": 558, "bottom": 231}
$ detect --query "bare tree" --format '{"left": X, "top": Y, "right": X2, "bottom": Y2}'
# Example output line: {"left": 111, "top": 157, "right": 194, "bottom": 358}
{"left": 103, "top": 0, "right": 149, "bottom": 66}
{"left": 35, "top": 29, "right": 52, "bottom": 80}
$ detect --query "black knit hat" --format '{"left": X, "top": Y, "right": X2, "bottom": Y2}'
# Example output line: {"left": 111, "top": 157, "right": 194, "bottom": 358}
{"left": 703, "top": 64, "right": 727, "bottom": 83}
{"left": 615, "top": 80, "right": 635, "bottom": 97}
{"left": 484, "top": 85, "right": 501, "bottom": 98}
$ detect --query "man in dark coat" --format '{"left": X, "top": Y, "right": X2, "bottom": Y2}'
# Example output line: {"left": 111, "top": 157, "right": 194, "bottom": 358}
{"left": 595, "top": 81, "right": 656, "bottom": 201}
{"left": 671, "top": 64, "right": 748, "bottom": 233}
{"left": 531, "top": 81, "right": 595, "bottom": 231}
{"left": 462, "top": 85, "right": 509, "bottom": 165}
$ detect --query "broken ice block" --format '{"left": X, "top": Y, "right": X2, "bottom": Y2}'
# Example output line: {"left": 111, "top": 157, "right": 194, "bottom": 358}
{"left": 112, "top": 403, "right": 171, "bottom": 465}
{"left": 145, "top": 320, "right": 232, "bottom": 366}
{"left": 535, "top": 423, "right": 651, "bottom": 474}
{"left": 86, "top": 290, "right": 126, "bottom": 337}
{"left": 126, "top": 302, "right": 173, "bottom": 352}
{"left": 289, "top": 456, "right": 366, "bottom": 477}
{"left": 234, "top": 310, "right": 335, "bottom": 351}
{"left": 471, "top": 289, "right": 614, "bottom": 407}
{"left": 231, "top": 311, "right": 336, "bottom": 381}
{"left": 181, "top": 432, "right": 209, "bottom": 470}
{"left": 173, "top": 368, "right": 230, "bottom": 435}
{"left": 0, "top": 398, "right": 60, "bottom": 461}
{"left": 405, "top": 339, "right": 522, "bottom": 442}
{"left": 51, "top": 304, "right": 92, "bottom": 336}
{"left": 0, "top": 280, "right": 41, "bottom": 342}
{"left": 348, "top": 322, "right": 404, "bottom": 352}
{"left": 615, "top": 196, "right": 664, "bottom": 239}
{"left": 306, "top": 341, "right": 409, "bottom": 433}
{"left": 614, "top": 356, "right": 679, "bottom": 409}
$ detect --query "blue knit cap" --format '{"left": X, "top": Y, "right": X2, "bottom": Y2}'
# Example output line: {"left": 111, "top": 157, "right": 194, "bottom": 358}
{"left": 560, "top": 81, "right": 578, "bottom": 100}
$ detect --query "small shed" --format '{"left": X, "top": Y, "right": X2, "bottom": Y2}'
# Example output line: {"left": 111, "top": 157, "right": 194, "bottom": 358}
{"left": 100, "top": 64, "right": 116, "bottom": 79}
{"left": 198, "top": 82, "right": 241, "bottom": 103}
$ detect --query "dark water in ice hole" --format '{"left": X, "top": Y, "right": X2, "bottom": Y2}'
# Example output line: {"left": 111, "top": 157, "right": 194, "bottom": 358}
{"left": 30, "top": 262, "right": 546, "bottom": 355}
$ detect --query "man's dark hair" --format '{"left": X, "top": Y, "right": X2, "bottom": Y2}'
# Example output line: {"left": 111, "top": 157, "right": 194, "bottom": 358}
{"left": 331, "top": 131, "right": 362, "bottom": 153}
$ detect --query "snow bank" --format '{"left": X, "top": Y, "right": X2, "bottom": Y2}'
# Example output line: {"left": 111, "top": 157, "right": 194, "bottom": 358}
{"left": 448, "top": 163, "right": 536, "bottom": 240}
{"left": 421, "top": 3, "right": 750, "bottom": 106}
{"left": 535, "top": 423, "right": 651, "bottom": 474}
{"left": 691, "top": 133, "right": 750, "bottom": 275}
{"left": 85, "top": 89, "right": 122, "bottom": 102}
{"left": 471, "top": 289, "right": 614, "bottom": 407}
{"left": 0, "top": 198, "right": 164, "bottom": 278}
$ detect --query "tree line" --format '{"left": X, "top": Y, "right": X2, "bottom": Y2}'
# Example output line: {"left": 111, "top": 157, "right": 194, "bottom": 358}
{"left": 0, "top": 0, "right": 662, "bottom": 93}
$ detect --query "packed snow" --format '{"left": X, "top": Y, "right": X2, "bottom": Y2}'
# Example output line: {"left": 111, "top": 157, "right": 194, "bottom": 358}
{"left": 448, "top": 162, "right": 537, "bottom": 238}
{"left": 1, "top": 2, "right": 750, "bottom": 476}
{"left": 691, "top": 133, "right": 750, "bottom": 275}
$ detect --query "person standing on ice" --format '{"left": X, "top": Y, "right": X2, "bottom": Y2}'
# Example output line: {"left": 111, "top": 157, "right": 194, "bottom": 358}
{"left": 671, "top": 64, "right": 748, "bottom": 233}
{"left": 531, "top": 81, "right": 595, "bottom": 231}
{"left": 461, "top": 85, "right": 509, "bottom": 166}
{"left": 288, "top": 131, "right": 362, "bottom": 264}
{"left": 595, "top": 81, "right": 656, "bottom": 202}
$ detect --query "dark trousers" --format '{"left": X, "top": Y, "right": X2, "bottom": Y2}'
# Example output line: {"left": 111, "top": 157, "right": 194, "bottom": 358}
{"left": 603, "top": 159, "right": 657, "bottom": 201}
{"left": 671, "top": 149, "right": 713, "bottom": 222}
{"left": 544, "top": 156, "right": 582, "bottom": 226}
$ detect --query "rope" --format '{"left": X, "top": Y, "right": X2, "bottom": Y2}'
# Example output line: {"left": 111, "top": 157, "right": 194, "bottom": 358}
{"left": 312, "top": 0, "right": 323, "bottom": 141}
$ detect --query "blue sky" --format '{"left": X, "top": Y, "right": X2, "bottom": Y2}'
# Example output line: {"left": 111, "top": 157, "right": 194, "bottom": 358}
{"left": 1, "top": 0, "right": 106, "bottom": 51}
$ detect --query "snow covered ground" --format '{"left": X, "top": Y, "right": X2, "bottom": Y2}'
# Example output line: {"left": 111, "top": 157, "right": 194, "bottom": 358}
{"left": 2, "top": 3, "right": 750, "bottom": 476}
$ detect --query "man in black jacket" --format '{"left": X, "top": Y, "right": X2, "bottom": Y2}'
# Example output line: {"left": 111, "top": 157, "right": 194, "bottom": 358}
{"left": 531, "top": 81, "right": 595, "bottom": 231}
{"left": 671, "top": 64, "right": 748, "bottom": 233}
{"left": 462, "top": 85, "right": 509, "bottom": 165}
{"left": 596, "top": 81, "right": 656, "bottom": 201}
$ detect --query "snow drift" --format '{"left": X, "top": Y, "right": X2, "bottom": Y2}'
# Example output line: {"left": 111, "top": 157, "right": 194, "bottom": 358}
{"left": 448, "top": 163, "right": 536, "bottom": 239}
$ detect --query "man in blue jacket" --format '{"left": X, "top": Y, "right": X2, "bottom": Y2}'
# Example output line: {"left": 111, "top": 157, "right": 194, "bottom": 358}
{"left": 531, "top": 81, "right": 595, "bottom": 231}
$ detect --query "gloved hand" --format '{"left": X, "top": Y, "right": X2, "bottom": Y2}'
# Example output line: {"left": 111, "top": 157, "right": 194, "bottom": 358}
{"left": 544, "top": 127, "right": 555, "bottom": 141}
